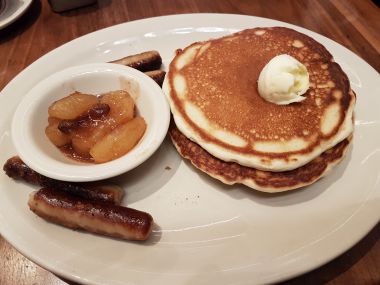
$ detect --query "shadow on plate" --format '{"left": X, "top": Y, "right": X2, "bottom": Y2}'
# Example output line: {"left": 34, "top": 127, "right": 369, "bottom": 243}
{"left": 0, "top": 0, "right": 41, "bottom": 42}
{"left": 110, "top": 136, "right": 181, "bottom": 204}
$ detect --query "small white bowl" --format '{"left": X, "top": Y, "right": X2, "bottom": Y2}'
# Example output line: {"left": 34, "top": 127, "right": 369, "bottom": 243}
{"left": 12, "top": 63, "right": 170, "bottom": 182}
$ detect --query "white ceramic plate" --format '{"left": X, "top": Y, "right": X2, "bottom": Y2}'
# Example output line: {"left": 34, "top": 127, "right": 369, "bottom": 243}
{"left": 0, "top": 14, "right": 379, "bottom": 285}
{"left": 0, "top": 0, "right": 32, "bottom": 29}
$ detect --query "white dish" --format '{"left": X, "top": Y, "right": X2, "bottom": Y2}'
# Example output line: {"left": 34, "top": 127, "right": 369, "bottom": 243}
{"left": 0, "top": 0, "right": 32, "bottom": 29}
{"left": 0, "top": 14, "right": 379, "bottom": 285}
{"left": 11, "top": 63, "right": 170, "bottom": 182}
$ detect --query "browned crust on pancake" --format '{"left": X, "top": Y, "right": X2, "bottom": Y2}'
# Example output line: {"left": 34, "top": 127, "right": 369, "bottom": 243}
{"left": 167, "top": 27, "right": 355, "bottom": 161}
{"left": 169, "top": 122, "right": 351, "bottom": 192}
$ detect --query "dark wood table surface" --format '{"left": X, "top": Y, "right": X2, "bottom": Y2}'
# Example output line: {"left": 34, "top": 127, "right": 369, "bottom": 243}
{"left": 1, "top": 0, "right": 379, "bottom": 284}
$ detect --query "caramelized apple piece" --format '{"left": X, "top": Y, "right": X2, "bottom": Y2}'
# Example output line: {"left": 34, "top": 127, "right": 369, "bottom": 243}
{"left": 71, "top": 122, "right": 114, "bottom": 156}
{"left": 46, "top": 89, "right": 145, "bottom": 163}
{"left": 99, "top": 90, "right": 135, "bottom": 126}
{"left": 71, "top": 137, "right": 94, "bottom": 156}
{"left": 90, "top": 117, "right": 146, "bottom": 163}
{"left": 48, "top": 92, "right": 98, "bottom": 120}
{"left": 45, "top": 117, "right": 71, "bottom": 146}
{"left": 58, "top": 103, "right": 110, "bottom": 134}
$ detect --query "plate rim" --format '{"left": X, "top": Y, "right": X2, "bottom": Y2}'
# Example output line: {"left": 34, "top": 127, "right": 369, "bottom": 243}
{"left": 0, "top": 13, "right": 379, "bottom": 285}
{"left": 0, "top": 0, "right": 33, "bottom": 29}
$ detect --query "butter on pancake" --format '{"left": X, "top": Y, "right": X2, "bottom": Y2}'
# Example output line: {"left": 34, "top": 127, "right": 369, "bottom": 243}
{"left": 163, "top": 27, "right": 355, "bottom": 172}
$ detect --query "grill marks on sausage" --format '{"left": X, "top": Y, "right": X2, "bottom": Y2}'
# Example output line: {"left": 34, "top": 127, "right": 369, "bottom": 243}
{"left": 29, "top": 188, "right": 153, "bottom": 241}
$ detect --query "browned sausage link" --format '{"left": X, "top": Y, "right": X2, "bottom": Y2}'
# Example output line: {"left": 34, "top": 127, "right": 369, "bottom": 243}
{"left": 44, "top": 180, "right": 125, "bottom": 205}
{"left": 144, "top": 70, "right": 166, "bottom": 87}
{"left": 110, "top": 51, "right": 162, "bottom": 72}
{"left": 3, "top": 156, "right": 123, "bottom": 204}
{"left": 58, "top": 103, "right": 110, "bottom": 134}
{"left": 3, "top": 156, "right": 44, "bottom": 185}
{"left": 28, "top": 188, "right": 153, "bottom": 241}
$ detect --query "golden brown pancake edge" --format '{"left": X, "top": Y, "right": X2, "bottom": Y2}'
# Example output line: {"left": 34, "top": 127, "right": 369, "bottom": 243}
{"left": 165, "top": 27, "right": 355, "bottom": 171}
{"left": 169, "top": 122, "right": 352, "bottom": 193}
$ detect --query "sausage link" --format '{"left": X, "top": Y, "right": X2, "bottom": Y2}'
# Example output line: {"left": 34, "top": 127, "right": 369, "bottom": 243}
{"left": 144, "top": 70, "right": 166, "bottom": 87}
{"left": 28, "top": 188, "right": 153, "bottom": 241}
{"left": 110, "top": 50, "right": 162, "bottom": 72}
{"left": 3, "top": 156, "right": 124, "bottom": 204}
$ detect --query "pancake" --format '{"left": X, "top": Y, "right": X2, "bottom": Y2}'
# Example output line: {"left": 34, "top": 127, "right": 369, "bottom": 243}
{"left": 169, "top": 123, "right": 351, "bottom": 192}
{"left": 163, "top": 27, "right": 355, "bottom": 171}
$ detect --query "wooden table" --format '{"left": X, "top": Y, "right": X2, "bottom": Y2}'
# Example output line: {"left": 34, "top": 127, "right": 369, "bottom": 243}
{"left": 1, "top": 0, "right": 379, "bottom": 284}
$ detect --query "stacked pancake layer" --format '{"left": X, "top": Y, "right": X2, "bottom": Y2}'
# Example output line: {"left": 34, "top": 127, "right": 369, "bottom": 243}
{"left": 164, "top": 27, "right": 355, "bottom": 192}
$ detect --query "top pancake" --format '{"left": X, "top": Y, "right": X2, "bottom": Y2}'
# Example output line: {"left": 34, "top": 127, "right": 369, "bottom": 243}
{"left": 164, "top": 27, "right": 355, "bottom": 171}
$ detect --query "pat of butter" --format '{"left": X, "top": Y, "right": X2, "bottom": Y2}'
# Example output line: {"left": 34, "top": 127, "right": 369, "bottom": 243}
{"left": 258, "top": 54, "right": 309, "bottom": 105}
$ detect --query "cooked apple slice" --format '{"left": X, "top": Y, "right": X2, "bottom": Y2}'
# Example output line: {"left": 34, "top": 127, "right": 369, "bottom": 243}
{"left": 90, "top": 117, "right": 146, "bottom": 163}
{"left": 99, "top": 90, "right": 134, "bottom": 126}
{"left": 48, "top": 92, "right": 98, "bottom": 120}
{"left": 45, "top": 117, "right": 71, "bottom": 147}
{"left": 71, "top": 122, "right": 114, "bottom": 156}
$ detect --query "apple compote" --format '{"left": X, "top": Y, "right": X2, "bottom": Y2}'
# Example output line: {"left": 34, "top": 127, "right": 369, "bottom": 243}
{"left": 46, "top": 90, "right": 146, "bottom": 163}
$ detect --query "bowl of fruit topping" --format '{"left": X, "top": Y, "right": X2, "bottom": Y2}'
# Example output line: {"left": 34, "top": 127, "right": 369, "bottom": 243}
{"left": 11, "top": 63, "right": 170, "bottom": 182}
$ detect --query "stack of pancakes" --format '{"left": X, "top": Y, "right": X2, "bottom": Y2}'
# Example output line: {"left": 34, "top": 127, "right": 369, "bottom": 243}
{"left": 163, "top": 27, "right": 355, "bottom": 192}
